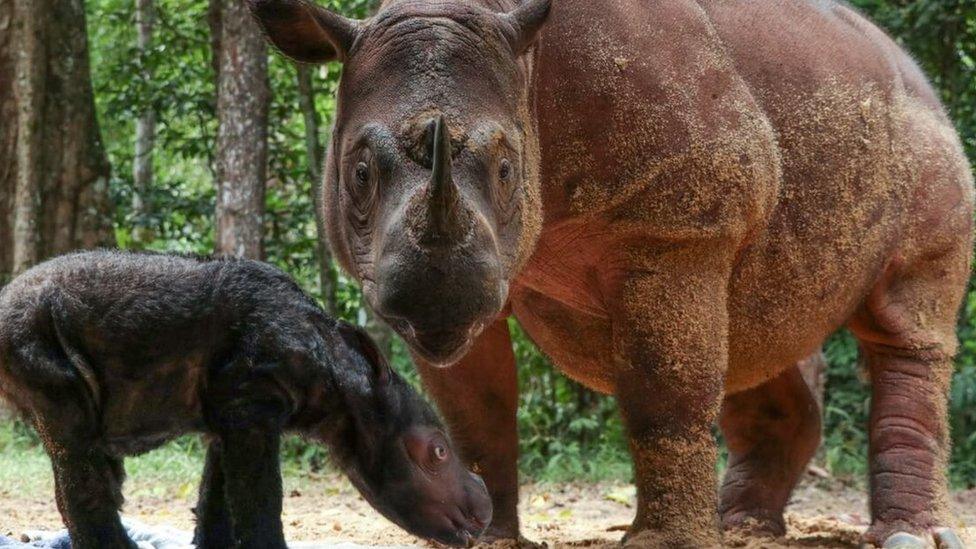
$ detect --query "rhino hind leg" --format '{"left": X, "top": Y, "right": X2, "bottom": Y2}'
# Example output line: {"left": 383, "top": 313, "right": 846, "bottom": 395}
{"left": 847, "top": 226, "right": 970, "bottom": 548}
{"left": 718, "top": 361, "right": 822, "bottom": 538}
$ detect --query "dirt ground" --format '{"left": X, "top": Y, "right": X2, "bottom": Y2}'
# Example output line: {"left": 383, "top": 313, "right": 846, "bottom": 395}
{"left": 2, "top": 472, "right": 974, "bottom": 548}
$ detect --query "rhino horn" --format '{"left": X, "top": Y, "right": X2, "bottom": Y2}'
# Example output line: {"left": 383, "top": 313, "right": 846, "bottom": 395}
{"left": 421, "top": 116, "right": 470, "bottom": 245}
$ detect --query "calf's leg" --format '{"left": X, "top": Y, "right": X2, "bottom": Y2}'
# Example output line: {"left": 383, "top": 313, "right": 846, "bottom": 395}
{"left": 193, "top": 440, "right": 235, "bottom": 549}
{"left": 10, "top": 341, "right": 134, "bottom": 549}
{"left": 719, "top": 362, "right": 822, "bottom": 537}
{"left": 45, "top": 447, "right": 132, "bottom": 549}
{"left": 217, "top": 427, "right": 286, "bottom": 549}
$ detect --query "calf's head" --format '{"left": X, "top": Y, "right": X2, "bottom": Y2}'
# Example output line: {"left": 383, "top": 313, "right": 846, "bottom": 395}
{"left": 318, "top": 322, "right": 491, "bottom": 546}
{"left": 249, "top": 0, "right": 551, "bottom": 364}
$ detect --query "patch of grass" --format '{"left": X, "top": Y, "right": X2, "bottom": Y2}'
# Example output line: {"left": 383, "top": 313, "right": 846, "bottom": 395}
{"left": 0, "top": 421, "right": 206, "bottom": 499}
{"left": 0, "top": 420, "right": 339, "bottom": 501}
{"left": 123, "top": 436, "right": 206, "bottom": 499}
{"left": 0, "top": 420, "right": 52, "bottom": 496}
{"left": 519, "top": 439, "right": 632, "bottom": 484}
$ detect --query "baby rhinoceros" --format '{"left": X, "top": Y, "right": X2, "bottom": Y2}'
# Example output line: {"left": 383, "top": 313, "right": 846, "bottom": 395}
{"left": 0, "top": 251, "right": 491, "bottom": 549}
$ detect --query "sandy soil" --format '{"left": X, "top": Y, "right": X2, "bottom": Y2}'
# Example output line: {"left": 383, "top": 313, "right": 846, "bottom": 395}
{"left": 2, "top": 473, "right": 974, "bottom": 548}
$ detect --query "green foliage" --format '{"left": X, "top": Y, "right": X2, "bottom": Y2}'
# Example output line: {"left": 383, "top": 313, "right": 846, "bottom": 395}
{"left": 63, "top": 0, "right": 976, "bottom": 486}
{"left": 91, "top": 0, "right": 218, "bottom": 255}
{"left": 511, "top": 321, "right": 631, "bottom": 482}
{"left": 821, "top": 331, "right": 870, "bottom": 479}
{"left": 949, "top": 285, "right": 976, "bottom": 485}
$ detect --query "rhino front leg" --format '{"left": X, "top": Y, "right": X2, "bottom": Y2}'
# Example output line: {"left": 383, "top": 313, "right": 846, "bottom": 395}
{"left": 609, "top": 245, "right": 732, "bottom": 548}
{"left": 416, "top": 318, "right": 522, "bottom": 543}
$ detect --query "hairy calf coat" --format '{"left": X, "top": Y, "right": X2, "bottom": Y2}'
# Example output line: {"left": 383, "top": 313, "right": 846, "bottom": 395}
{"left": 0, "top": 251, "right": 491, "bottom": 549}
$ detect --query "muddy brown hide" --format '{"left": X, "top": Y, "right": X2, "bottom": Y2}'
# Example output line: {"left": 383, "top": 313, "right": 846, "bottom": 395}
{"left": 249, "top": 0, "right": 974, "bottom": 547}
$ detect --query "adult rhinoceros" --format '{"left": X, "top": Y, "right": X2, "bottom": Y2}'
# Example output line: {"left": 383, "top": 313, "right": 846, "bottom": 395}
{"left": 248, "top": 0, "right": 973, "bottom": 546}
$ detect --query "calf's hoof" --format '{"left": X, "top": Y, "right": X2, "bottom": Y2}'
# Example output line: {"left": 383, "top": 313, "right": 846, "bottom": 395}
{"left": 862, "top": 529, "right": 964, "bottom": 549}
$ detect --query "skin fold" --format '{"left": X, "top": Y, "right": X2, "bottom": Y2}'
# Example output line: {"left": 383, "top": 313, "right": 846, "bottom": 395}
{"left": 248, "top": 0, "right": 974, "bottom": 546}
{"left": 0, "top": 251, "right": 491, "bottom": 549}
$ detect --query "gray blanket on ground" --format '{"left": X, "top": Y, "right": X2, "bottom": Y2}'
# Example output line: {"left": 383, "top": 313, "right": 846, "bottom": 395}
{"left": 0, "top": 519, "right": 189, "bottom": 549}
{"left": 0, "top": 518, "right": 415, "bottom": 549}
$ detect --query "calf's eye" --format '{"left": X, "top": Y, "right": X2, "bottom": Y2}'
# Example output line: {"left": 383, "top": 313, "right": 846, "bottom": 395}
{"left": 432, "top": 444, "right": 449, "bottom": 462}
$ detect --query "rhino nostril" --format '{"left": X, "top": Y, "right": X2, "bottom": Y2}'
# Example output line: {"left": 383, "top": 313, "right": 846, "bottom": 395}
{"left": 468, "top": 514, "right": 486, "bottom": 530}
{"left": 469, "top": 471, "right": 488, "bottom": 491}
{"left": 453, "top": 508, "right": 486, "bottom": 536}
{"left": 383, "top": 316, "right": 416, "bottom": 339}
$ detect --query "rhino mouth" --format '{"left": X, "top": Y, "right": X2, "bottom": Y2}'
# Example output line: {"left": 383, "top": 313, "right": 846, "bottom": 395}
{"left": 397, "top": 321, "right": 486, "bottom": 366}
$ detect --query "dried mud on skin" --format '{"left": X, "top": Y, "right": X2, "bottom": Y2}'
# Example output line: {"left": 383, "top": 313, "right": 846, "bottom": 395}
{"left": 2, "top": 475, "right": 974, "bottom": 548}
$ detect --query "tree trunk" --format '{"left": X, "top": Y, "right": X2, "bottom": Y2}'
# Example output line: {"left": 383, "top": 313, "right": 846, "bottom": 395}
{"left": 132, "top": 0, "right": 156, "bottom": 244}
{"left": 0, "top": 0, "right": 114, "bottom": 283}
{"left": 0, "top": 3, "right": 14, "bottom": 283}
{"left": 212, "top": 0, "right": 269, "bottom": 259}
{"left": 296, "top": 65, "right": 323, "bottom": 183}
{"left": 297, "top": 64, "right": 339, "bottom": 315}
{"left": 11, "top": 0, "right": 44, "bottom": 275}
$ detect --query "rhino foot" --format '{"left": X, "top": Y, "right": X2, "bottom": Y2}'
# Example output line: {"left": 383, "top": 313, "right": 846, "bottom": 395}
{"left": 721, "top": 509, "right": 786, "bottom": 540}
{"left": 861, "top": 528, "right": 964, "bottom": 549}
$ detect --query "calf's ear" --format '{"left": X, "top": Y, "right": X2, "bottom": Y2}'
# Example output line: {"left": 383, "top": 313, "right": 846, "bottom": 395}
{"left": 500, "top": 0, "right": 552, "bottom": 55}
{"left": 246, "top": 0, "right": 361, "bottom": 63}
{"left": 337, "top": 321, "right": 392, "bottom": 387}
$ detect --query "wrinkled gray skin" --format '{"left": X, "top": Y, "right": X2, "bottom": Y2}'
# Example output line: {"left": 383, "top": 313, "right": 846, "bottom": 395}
{"left": 250, "top": 0, "right": 549, "bottom": 365}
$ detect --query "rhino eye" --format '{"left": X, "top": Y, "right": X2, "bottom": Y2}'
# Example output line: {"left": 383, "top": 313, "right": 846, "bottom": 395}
{"left": 498, "top": 158, "right": 512, "bottom": 181}
{"left": 355, "top": 162, "right": 370, "bottom": 184}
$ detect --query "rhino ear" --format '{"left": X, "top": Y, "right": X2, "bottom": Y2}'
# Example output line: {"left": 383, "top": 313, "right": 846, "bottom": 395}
{"left": 246, "top": 0, "right": 361, "bottom": 63}
{"left": 500, "top": 0, "right": 552, "bottom": 55}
